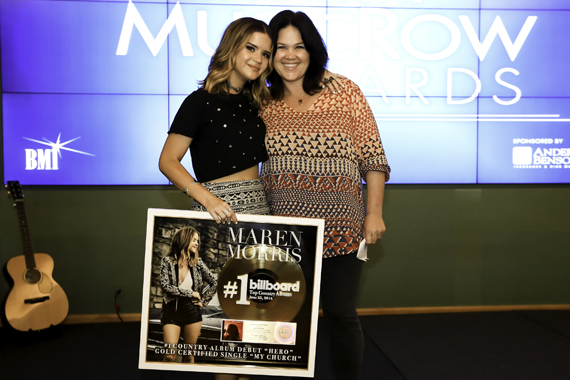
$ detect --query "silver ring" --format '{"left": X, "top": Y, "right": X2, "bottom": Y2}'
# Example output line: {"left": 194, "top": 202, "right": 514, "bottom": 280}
{"left": 223, "top": 210, "right": 229, "bottom": 216}
{"left": 217, "top": 215, "right": 222, "bottom": 220}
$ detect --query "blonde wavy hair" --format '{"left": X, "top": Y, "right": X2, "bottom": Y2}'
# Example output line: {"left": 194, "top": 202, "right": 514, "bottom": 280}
{"left": 169, "top": 227, "right": 201, "bottom": 267}
{"left": 200, "top": 18, "right": 273, "bottom": 109}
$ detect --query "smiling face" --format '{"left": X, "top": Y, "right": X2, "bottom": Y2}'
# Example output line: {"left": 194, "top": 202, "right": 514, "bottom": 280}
{"left": 274, "top": 25, "right": 310, "bottom": 86}
{"left": 228, "top": 31, "right": 272, "bottom": 88}
{"left": 189, "top": 232, "right": 200, "bottom": 255}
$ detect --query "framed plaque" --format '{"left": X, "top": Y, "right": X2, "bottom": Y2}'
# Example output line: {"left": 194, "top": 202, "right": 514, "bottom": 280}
{"left": 139, "top": 208, "right": 324, "bottom": 377}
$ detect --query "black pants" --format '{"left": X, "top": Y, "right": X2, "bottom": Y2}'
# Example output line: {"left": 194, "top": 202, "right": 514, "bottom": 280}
{"left": 320, "top": 254, "right": 364, "bottom": 380}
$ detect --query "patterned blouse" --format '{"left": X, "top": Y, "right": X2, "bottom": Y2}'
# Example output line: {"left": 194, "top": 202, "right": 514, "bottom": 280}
{"left": 260, "top": 78, "right": 390, "bottom": 258}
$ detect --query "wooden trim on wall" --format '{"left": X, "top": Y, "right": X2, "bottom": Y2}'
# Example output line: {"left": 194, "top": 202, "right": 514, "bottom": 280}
{"left": 356, "top": 304, "right": 570, "bottom": 316}
{"left": 63, "top": 313, "right": 142, "bottom": 324}
{"left": 2, "top": 304, "right": 569, "bottom": 328}
{"left": 40, "top": 304, "right": 570, "bottom": 324}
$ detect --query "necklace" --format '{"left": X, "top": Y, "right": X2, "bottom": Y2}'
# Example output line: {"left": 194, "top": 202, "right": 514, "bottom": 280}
{"left": 285, "top": 86, "right": 308, "bottom": 106}
{"left": 287, "top": 91, "right": 305, "bottom": 105}
{"left": 226, "top": 80, "right": 242, "bottom": 93}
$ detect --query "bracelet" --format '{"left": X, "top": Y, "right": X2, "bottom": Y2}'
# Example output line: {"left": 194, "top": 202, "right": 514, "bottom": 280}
{"left": 182, "top": 178, "right": 199, "bottom": 196}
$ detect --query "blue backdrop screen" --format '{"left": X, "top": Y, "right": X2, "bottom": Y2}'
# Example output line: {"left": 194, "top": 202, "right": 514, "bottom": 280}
{"left": 2, "top": 0, "right": 570, "bottom": 184}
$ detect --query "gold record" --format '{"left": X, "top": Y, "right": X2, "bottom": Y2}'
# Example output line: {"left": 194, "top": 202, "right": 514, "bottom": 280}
{"left": 218, "top": 245, "right": 306, "bottom": 322}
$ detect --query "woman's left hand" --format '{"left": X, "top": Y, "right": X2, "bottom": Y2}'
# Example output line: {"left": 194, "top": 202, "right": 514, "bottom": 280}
{"left": 363, "top": 213, "right": 386, "bottom": 245}
{"left": 191, "top": 291, "right": 203, "bottom": 307}
{"left": 363, "top": 171, "right": 386, "bottom": 245}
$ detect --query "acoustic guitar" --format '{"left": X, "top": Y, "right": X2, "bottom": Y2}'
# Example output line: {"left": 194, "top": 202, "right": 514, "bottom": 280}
{"left": 5, "top": 181, "right": 69, "bottom": 331}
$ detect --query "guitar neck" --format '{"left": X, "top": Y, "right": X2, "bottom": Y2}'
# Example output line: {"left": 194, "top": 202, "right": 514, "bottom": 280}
{"left": 14, "top": 199, "right": 36, "bottom": 269}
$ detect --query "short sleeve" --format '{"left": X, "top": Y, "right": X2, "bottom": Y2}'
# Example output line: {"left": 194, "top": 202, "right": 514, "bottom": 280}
{"left": 347, "top": 79, "right": 391, "bottom": 182}
{"left": 168, "top": 89, "right": 207, "bottom": 138}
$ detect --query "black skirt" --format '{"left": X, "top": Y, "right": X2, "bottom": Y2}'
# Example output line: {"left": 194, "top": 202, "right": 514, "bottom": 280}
{"left": 161, "top": 297, "right": 202, "bottom": 326}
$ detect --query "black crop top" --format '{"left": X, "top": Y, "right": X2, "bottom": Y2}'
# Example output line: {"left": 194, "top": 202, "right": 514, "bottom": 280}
{"left": 169, "top": 89, "right": 268, "bottom": 182}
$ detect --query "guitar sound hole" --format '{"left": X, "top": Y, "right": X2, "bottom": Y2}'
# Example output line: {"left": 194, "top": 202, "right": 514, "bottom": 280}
{"left": 24, "top": 269, "right": 42, "bottom": 284}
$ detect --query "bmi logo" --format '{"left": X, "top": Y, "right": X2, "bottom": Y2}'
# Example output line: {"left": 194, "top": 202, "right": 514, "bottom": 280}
{"left": 24, "top": 134, "right": 94, "bottom": 170}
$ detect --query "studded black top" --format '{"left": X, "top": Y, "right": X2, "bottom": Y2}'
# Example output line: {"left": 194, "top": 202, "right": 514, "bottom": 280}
{"left": 169, "top": 89, "right": 268, "bottom": 182}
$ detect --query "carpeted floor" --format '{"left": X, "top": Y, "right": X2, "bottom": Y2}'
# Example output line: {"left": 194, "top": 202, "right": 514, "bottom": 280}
{"left": 1, "top": 311, "right": 569, "bottom": 379}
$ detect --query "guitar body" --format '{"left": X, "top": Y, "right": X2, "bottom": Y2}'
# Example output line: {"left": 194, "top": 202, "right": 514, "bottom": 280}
{"left": 5, "top": 253, "right": 69, "bottom": 331}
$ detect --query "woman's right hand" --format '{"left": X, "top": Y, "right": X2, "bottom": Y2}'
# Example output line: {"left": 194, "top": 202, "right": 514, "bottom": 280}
{"left": 204, "top": 196, "right": 237, "bottom": 224}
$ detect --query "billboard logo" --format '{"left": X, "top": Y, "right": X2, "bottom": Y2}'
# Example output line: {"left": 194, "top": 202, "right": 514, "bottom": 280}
{"left": 512, "top": 147, "right": 532, "bottom": 165}
{"left": 24, "top": 134, "right": 94, "bottom": 171}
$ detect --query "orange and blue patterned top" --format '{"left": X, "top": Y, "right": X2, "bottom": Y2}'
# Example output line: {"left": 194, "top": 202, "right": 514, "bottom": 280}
{"left": 260, "top": 78, "right": 390, "bottom": 259}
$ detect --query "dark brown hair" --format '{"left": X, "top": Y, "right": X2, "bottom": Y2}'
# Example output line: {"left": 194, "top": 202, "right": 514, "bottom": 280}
{"left": 267, "top": 10, "right": 328, "bottom": 100}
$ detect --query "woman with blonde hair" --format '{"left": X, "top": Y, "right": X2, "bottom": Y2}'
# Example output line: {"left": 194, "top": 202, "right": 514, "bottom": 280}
{"left": 159, "top": 17, "right": 274, "bottom": 224}
{"left": 160, "top": 226, "right": 217, "bottom": 364}
{"left": 159, "top": 17, "right": 273, "bottom": 380}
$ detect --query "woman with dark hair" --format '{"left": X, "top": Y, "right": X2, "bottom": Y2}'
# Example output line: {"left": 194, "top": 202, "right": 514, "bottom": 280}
{"left": 261, "top": 10, "right": 391, "bottom": 380}
{"left": 223, "top": 323, "right": 242, "bottom": 341}
{"left": 161, "top": 226, "right": 217, "bottom": 364}
{"left": 266, "top": 11, "right": 329, "bottom": 102}
{"left": 159, "top": 17, "right": 273, "bottom": 224}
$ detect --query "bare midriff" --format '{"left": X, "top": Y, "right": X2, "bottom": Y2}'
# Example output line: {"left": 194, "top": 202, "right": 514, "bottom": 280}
{"left": 206, "top": 165, "right": 260, "bottom": 183}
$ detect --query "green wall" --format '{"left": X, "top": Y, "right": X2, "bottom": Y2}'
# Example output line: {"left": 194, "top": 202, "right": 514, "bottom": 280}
{"left": 359, "top": 185, "right": 570, "bottom": 308}
{"left": 1, "top": 184, "right": 569, "bottom": 316}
